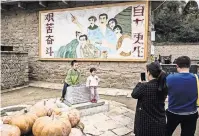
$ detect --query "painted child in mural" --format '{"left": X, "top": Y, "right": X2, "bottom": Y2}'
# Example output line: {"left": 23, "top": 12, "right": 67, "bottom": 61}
{"left": 113, "top": 25, "right": 132, "bottom": 57}
{"left": 86, "top": 67, "right": 100, "bottom": 103}
{"left": 56, "top": 31, "right": 82, "bottom": 58}
{"left": 78, "top": 35, "right": 100, "bottom": 58}
{"left": 60, "top": 60, "right": 81, "bottom": 102}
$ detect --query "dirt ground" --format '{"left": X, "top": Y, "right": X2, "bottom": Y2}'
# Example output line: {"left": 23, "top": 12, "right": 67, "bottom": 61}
{"left": 1, "top": 87, "right": 199, "bottom": 136}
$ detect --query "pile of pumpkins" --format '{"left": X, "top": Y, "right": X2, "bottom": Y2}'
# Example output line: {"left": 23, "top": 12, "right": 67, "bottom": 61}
{"left": 0, "top": 99, "right": 84, "bottom": 136}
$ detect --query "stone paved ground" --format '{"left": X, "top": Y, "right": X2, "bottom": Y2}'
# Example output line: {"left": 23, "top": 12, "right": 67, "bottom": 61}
{"left": 81, "top": 100, "right": 135, "bottom": 136}
{"left": 1, "top": 81, "right": 199, "bottom": 136}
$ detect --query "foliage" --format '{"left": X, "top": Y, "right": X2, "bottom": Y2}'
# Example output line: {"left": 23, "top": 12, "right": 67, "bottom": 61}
{"left": 154, "top": 1, "right": 199, "bottom": 43}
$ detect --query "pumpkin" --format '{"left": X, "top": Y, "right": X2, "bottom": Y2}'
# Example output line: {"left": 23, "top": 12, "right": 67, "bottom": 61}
{"left": 0, "top": 124, "right": 21, "bottom": 136}
{"left": 29, "top": 101, "right": 52, "bottom": 117}
{"left": 30, "top": 99, "right": 59, "bottom": 117}
{"left": 69, "top": 128, "right": 83, "bottom": 136}
{"left": 52, "top": 108, "right": 62, "bottom": 115}
{"left": 59, "top": 113, "right": 71, "bottom": 128}
{"left": 33, "top": 99, "right": 58, "bottom": 110}
{"left": 68, "top": 109, "right": 80, "bottom": 127}
{"left": 3, "top": 109, "right": 38, "bottom": 135}
{"left": 32, "top": 115, "right": 71, "bottom": 136}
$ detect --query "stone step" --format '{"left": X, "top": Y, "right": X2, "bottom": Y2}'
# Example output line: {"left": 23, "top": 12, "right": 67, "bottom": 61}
{"left": 79, "top": 102, "right": 109, "bottom": 117}
{"left": 72, "top": 100, "right": 105, "bottom": 110}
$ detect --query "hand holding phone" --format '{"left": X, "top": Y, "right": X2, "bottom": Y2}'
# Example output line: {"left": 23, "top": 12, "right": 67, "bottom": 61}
{"left": 141, "top": 73, "right": 146, "bottom": 81}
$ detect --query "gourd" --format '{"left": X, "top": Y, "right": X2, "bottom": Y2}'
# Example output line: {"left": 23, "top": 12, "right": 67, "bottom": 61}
{"left": 32, "top": 115, "right": 71, "bottom": 136}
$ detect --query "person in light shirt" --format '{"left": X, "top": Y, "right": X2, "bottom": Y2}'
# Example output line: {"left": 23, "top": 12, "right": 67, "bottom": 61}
{"left": 86, "top": 67, "right": 100, "bottom": 103}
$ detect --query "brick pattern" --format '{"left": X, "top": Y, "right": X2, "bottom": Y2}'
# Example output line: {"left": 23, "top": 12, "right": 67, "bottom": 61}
{"left": 154, "top": 44, "right": 199, "bottom": 62}
{"left": 1, "top": 2, "right": 151, "bottom": 89}
{"left": 1, "top": 52, "right": 29, "bottom": 90}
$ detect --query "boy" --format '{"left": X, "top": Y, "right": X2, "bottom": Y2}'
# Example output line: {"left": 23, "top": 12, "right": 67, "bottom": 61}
{"left": 86, "top": 68, "right": 100, "bottom": 103}
{"left": 60, "top": 60, "right": 81, "bottom": 102}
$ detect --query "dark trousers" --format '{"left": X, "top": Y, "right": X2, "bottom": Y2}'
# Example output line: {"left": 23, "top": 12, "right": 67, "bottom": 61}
{"left": 166, "top": 110, "right": 198, "bottom": 136}
{"left": 61, "top": 82, "right": 69, "bottom": 98}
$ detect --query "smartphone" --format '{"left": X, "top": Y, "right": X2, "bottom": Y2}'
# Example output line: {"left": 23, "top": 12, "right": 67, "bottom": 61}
{"left": 141, "top": 73, "right": 146, "bottom": 81}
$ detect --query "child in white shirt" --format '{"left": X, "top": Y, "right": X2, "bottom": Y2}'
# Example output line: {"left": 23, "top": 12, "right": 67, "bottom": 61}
{"left": 86, "top": 67, "right": 100, "bottom": 103}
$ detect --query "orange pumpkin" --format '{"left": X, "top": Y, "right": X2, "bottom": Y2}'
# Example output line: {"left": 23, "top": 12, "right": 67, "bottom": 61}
{"left": 68, "top": 109, "right": 80, "bottom": 127}
{"left": 3, "top": 110, "right": 38, "bottom": 135}
{"left": 29, "top": 101, "right": 51, "bottom": 117}
{"left": 59, "top": 113, "right": 71, "bottom": 128}
{"left": 30, "top": 99, "right": 59, "bottom": 117}
{"left": 32, "top": 115, "right": 71, "bottom": 136}
{"left": 0, "top": 124, "right": 21, "bottom": 136}
{"left": 69, "top": 128, "right": 83, "bottom": 136}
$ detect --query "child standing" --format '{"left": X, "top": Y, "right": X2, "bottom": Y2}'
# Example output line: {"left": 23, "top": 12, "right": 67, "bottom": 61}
{"left": 60, "top": 60, "right": 81, "bottom": 102}
{"left": 86, "top": 68, "right": 100, "bottom": 103}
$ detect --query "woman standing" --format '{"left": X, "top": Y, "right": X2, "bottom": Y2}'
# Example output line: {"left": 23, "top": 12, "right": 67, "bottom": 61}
{"left": 132, "top": 62, "right": 167, "bottom": 136}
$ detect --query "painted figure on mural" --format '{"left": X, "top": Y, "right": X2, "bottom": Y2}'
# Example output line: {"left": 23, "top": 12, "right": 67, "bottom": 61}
{"left": 94, "top": 13, "right": 117, "bottom": 56}
{"left": 56, "top": 31, "right": 82, "bottom": 58}
{"left": 113, "top": 25, "right": 132, "bottom": 57}
{"left": 78, "top": 35, "right": 100, "bottom": 58}
{"left": 87, "top": 16, "right": 100, "bottom": 45}
{"left": 108, "top": 18, "right": 118, "bottom": 30}
{"left": 71, "top": 13, "right": 117, "bottom": 57}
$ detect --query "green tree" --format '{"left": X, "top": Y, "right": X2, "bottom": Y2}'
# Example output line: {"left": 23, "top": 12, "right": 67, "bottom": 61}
{"left": 154, "top": 1, "right": 199, "bottom": 43}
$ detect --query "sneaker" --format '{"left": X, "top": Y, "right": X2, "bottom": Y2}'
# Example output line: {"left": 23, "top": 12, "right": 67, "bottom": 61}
{"left": 90, "top": 99, "right": 94, "bottom": 103}
{"left": 94, "top": 99, "right": 97, "bottom": 103}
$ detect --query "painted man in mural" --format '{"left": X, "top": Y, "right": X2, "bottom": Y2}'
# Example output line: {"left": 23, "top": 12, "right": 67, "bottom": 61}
{"left": 95, "top": 13, "right": 117, "bottom": 56}
{"left": 88, "top": 16, "right": 98, "bottom": 30}
{"left": 87, "top": 16, "right": 100, "bottom": 45}
{"left": 56, "top": 31, "right": 82, "bottom": 58}
{"left": 113, "top": 25, "right": 132, "bottom": 57}
{"left": 78, "top": 34, "right": 100, "bottom": 58}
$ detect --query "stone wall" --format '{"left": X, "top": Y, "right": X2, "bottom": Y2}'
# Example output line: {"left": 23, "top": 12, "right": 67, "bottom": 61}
{"left": 1, "top": 52, "right": 29, "bottom": 90}
{"left": 1, "top": 1, "right": 151, "bottom": 89}
{"left": 154, "top": 43, "right": 199, "bottom": 62}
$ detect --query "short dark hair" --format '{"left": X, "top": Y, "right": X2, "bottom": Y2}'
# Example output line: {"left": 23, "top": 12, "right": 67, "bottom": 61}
{"left": 88, "top": 16, "right": 97, "bottom": 22}
{"left": 108, "top": 18, "right": 117, "bottom": 25}
{"left": 99, "top": 13, "right": 108, "bottom": 20}
{"left": 71, "top": 60, "right": 77, "bottom": 66}
{"left": 113, "top": 25, "right": 123, "bottom": 34}
{"left": 79, "top": 34, "right": 88, "bottom": 41}
{"left": 175, "top": 56, "right": 191, "bottom": 68}
{"left": 90, "top": 67, "right": 97, "bottom": 73}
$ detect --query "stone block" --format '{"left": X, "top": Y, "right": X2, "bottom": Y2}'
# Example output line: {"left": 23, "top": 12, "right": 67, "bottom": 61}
{"left": 64, "top": 85, "right": 90, "bottom": 105}
{"left": 80, "top": 102, "right": 109, "bottom": 117}
{"left": 72, "top": 100, "right": 105, "bottom": 110}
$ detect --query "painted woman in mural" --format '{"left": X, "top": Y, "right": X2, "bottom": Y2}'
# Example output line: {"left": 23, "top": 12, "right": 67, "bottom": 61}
{"left": 108, "top": 18, "right": 118, "bottom": 30}
{"left": 113, "top": 25, "right": 132, "bottom": 57}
